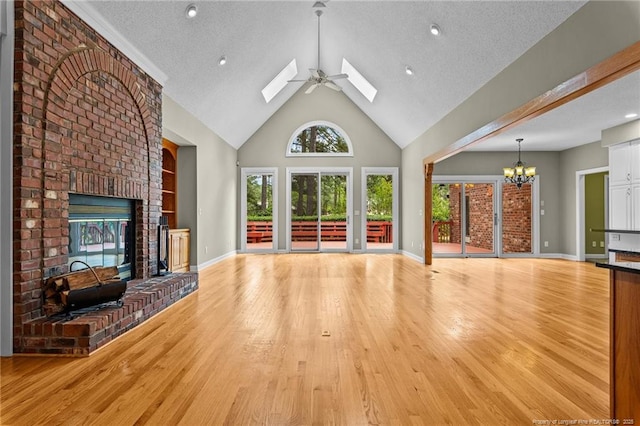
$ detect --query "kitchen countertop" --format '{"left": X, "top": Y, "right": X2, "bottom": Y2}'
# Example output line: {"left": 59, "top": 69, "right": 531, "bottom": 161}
{"left": 596, "top": 260, "right": 640, "bottom": 274}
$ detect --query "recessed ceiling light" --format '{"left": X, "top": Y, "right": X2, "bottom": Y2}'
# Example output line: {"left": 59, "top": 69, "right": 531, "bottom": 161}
{"left": 625, "top": 113, "right": 638, "bottom": 119}
{"left": 405, "top": 66, "right": 414, "bottom": 76}
{"left": 186, "top": 4, "right": 197, "bottom": 19}
{"left": 218, "top": 56, "right": 227, "bottom": 66}
{"left": 430, "top": 24, "right": 441, "bottom": 36}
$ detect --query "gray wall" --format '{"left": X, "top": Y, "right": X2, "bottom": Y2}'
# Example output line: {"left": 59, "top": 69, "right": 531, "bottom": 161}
{"left": 162, "top": 95, "right": 238, "bottom": 268}
{"left": 434, "top": 151, "right": 562, "bottom": 253}
{"left": 401, "top": 1, "right": 640, "bottom": 260}
{"left": 239, "top": 85, "right": 401, "bottom": 251}
{"left": 559, "top": 141, "right": 608, "bottom": 255}
{"left": 1, "top": 0, "right": 15, "bottom": 356}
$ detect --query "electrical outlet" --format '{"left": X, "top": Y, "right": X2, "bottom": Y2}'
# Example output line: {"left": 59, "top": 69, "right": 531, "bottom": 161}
{"left": 355, "top": 238, "right": 359, "bottom": 244}
{"left": 540, "top": 209, "right": 545, "bottom": 216}
{"left": 544, "top": 241, "right": 549, "bottom": 247}
{"left": 592, "top": 241, "right": 597, "bottom": 247}
{"left": 600, "top": 241, "right": 604, "bottom": 247}
{"left": 205, "top": 246, "right": 208, "bottom": 254}
{"left": 612, "top": 234, "right": 621, "bottom": 241}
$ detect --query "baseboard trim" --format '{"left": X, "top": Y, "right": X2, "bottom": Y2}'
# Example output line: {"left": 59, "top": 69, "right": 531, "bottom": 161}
{"left": 195, "top": 250, "right": 237, "bottom": 271}
{"left": 538, "top": 253, "right": 579, "bottom": 261}
{"left": 401, "top": 250, "right": 423, "bottom": 263}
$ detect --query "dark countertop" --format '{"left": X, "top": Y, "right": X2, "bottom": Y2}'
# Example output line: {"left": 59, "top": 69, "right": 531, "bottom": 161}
{"left": 596, "top": 261, "right": 640, "bottom": 274}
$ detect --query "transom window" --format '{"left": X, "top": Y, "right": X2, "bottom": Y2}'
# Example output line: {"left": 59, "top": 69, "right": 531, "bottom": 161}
{"left": 287, "top": 121, "right": 353, "bottom": 157}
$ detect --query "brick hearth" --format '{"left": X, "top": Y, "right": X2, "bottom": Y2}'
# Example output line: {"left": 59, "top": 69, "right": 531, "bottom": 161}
{"left": 20, "top": 273, "right": 198, "bottom": 356}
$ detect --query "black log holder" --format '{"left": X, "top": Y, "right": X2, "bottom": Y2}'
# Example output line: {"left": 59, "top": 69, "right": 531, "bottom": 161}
{"left": 63, "top": 261, "right": 127, "bottom": 317}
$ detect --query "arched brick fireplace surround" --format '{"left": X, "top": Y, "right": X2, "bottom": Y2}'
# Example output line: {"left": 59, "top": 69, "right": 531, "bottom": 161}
{"left": 12, "top": 0, "right": 197, "bottom": 355}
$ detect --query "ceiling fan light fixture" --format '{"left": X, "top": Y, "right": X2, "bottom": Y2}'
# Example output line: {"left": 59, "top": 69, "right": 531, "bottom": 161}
{"left": 312, "top": 1, "right": 327, "bottom": 8}
{"left": 430, "top": 23, "right": 441, "bottom": 36}
{"left": 405, "top": 66, "right": 414, "bottom": 76}
{"left": 218, "top": 56, "right": 227, "bottom": 66}
{"left": 185, "top": 4, "right": 198, "bottom": 19}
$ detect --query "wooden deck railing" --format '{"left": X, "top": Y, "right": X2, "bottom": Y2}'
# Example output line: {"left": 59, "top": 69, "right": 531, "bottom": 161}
{"left": 432, "top": 221, "right": 453, "bottom": 243}
{"left": 246, "top": 221, "right": 393, "bottom": 243}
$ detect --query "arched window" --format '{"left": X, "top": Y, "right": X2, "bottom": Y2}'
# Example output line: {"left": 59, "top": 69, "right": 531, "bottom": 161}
{"left": 287, "top": 121, "right": 353, "bottom": 157}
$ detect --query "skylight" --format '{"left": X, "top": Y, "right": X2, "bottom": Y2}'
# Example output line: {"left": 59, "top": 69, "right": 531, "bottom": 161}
{"left": 261, "top": 59, "right": 298, "bottom": 103}
{"left": 341, "top": 58, "right": 377, "bottom": 102}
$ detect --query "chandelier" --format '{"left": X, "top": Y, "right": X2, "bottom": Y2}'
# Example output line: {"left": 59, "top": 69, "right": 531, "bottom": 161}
{"left": 503, "top": 138, "right": 535, "bottom": 188}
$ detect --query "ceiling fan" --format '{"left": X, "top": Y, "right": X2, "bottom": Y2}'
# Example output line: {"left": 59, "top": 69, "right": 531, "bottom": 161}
{"left": 288, "top": 8, "right": 348, "bottom": 94}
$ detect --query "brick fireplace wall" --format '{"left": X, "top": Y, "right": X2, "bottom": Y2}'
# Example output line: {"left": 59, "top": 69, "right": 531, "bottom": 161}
{"left": 13, "top": 0, "right": 163, "bottom": 352}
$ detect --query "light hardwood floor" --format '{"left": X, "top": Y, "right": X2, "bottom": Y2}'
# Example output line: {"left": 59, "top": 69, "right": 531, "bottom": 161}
{"left": 1, "top": 255, "right": 610, "bottom": 425}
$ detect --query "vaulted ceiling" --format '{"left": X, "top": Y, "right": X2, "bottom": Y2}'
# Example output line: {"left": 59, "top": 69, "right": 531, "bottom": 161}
{"left": 79, "top": 1, "right": 589, "bottom": 150}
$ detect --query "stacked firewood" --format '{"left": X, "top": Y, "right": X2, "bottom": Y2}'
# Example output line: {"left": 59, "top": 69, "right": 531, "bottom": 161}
{"left": 42, "top": 265, "right": 119, "bottom": 316}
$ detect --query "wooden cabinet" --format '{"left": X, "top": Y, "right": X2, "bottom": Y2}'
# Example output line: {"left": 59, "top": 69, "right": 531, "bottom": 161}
{"left": 169, "top": 229, "right": 190, "bottom": 272}
{"left": 162, "top": 139, "right": 179, "bottom": 229}
{"left": 609, "top": 139, "right": 640, "bottom": 230}
{"left": 609, "top": 268, "right": 640, "bottom": 420}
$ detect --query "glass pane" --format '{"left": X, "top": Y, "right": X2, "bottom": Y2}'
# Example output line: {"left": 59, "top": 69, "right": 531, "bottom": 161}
{"left": 432, "top": 183, "right": 462, "bottom": 254}
{"left": 290, "top": 125, "right": 349, "bottom": 154}
{"left": 246, "top": 174, "right": 274, "bottom": 250}
{"left": 320, "top": 174, "right": 347, "bottom": 250}
{"left": 291, "top": 174, "right": 319, "bottom": 250}
{"left": 366, "top": 174, "right": 393, "bottom": 250}
{"left": 502, "top": 183, "right": 532, "bottom": 253}
{"left": 465, "top": 183, "right": 494, "bottom": 254}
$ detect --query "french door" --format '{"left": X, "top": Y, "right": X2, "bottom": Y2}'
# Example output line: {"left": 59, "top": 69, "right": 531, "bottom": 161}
{"left": 241, "top": 168, "right": 277, "bottom": 252}
{"left": 287, "top": 168, "right": 352, "bottom": 252}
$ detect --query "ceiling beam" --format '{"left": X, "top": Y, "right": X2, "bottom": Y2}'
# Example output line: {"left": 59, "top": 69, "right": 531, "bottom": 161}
{"left": 423, "top": 40, "right": 640, "bottom": 167}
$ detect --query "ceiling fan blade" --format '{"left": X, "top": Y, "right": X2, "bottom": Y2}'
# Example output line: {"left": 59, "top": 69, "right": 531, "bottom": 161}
{"left": 287, "top": 79, "right": 308, "bottom": 83}
{"left": 324, "top": 81, "right": 342, "bottom": 92}
{"left": 305, "top": 83, "right": 319, "bottom": 94}
{"left": 309, "top": 69, "right": 320, "bottom": 79}
{"left": 327, "top": 73, "right": 348, "bottom": 80}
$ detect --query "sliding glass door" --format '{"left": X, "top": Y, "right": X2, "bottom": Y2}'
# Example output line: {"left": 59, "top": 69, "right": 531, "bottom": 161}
{"left": 432, "top": 181, "right": 496, "bottom": 257}
{"left": 287, "top": 168, "right": 352, "bottom": 252}
{"left": 432, "top": 177, "right": 539, "bottom": 257}
{"left": 501, "top": 182, "right": 533, "bottom": 254}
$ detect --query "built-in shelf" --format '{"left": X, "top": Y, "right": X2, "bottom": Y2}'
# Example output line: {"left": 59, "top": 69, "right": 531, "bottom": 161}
{"left": 162, "top": 139, "right": 179, "bottom": 229}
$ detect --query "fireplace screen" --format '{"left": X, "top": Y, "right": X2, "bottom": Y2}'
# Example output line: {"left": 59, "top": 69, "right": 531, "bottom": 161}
{"left": 68, "top": 194, "right": 135, "bottom": 280}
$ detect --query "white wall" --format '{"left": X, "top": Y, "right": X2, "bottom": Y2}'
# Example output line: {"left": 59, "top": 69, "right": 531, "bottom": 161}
{"left": 238, "top": 85, "right": 400, "bottom": 251}
{"left": 1, "top": 0, "right": 14, "bottom": 356}
{"left": 162, "top": 95, "right": 238, "bottom": 269}
{"left": 402, "top": 1, "right": 640, "bottom": 260}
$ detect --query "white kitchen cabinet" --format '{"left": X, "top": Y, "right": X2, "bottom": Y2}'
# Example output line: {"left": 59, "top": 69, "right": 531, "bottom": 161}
{"left": 609, "top": 139, "right": 640, "bottom": 231}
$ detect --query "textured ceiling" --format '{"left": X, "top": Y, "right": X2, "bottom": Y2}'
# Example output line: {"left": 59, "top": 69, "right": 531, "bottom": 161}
{"left": 469, "top": 70, "right": 640, "bottom": 152}
{"left": 84, "top": 0, "right": 587, "bottom": 149}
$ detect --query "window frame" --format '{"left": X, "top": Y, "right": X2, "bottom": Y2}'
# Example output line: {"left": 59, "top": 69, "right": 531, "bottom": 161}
{"left": 286, "top": 120, "right": 354, "bottom": 157}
